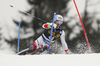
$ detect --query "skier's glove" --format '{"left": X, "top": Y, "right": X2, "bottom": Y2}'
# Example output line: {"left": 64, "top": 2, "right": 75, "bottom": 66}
{"left": 48, "top": 25, "right": 51, "bottom": 28}
{"left": 66, "top": 51, "right": 69, "bottom": 54}
{"left": 47, "top": 23, "right": 57, "bottom": 28}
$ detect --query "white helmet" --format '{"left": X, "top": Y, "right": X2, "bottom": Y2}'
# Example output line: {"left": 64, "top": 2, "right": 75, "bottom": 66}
{"left": 55, "top": 14, "right": 63, "bottom": 24}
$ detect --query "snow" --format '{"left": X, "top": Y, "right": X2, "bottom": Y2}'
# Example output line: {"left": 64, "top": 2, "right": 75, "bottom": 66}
{"left": 0, "top": 1, "right": 100, "bottom": 63}
{"left": 0, "top": 54, "right": 100, "bottom": 66}
{"left": 0, "top": 0, "right": 34, "bottom": 54}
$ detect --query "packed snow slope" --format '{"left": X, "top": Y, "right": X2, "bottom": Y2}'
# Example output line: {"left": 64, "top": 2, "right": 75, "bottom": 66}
{"left": 0, "top": 54, "right": 100, "bottom": 66}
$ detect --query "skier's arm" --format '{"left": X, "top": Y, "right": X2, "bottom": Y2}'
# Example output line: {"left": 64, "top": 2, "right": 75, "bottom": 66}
{"left": 42, "top": 22, "right": 57, "bottom": 29}
{"left": 60, "top": 30, "right": 69, "bottom": 53}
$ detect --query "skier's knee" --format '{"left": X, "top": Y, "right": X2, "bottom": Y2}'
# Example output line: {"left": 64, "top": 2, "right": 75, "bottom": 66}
{"left": 29, "top": 45, "right": 34, "bottom": 51}
{"left": 29, "top": 41, "right": 37, "bottom": 51}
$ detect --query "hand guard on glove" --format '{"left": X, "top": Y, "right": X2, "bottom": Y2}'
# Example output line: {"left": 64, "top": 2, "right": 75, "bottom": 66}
{"left": 42, "top": 23, "right": 57, "bottom": 29}
{"left": 47, "top": 23, "right": 57, "bottom": 28}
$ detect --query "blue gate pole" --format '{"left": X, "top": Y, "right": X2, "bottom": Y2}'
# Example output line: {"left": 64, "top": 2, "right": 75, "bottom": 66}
{"left": 47, "top": 13, "right": 56, "bottom": 54}
{"left": 17, "top": 21, "right": 21, "bottom": 53}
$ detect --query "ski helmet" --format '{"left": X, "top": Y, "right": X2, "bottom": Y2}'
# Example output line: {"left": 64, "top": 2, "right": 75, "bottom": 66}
{"left": 55, "top": 14, "right": 63, "bottom": 24}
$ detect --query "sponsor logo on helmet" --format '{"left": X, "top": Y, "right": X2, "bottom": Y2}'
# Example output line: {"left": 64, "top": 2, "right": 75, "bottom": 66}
{"left": 58, "top": 17, "right": 62, "bottom": 19}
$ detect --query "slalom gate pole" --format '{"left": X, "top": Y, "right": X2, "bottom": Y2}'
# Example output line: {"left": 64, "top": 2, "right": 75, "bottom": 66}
{"left": 47, "top": 13, "right": 56, "bottom": 54}
{"left": 73, "top": 0, "right": 92, "bottom": 53}
{"left": 17, "top": 21, "right": 21, "bottom": 53}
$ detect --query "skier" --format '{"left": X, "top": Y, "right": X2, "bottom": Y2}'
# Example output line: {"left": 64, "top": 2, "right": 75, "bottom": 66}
{"left": 18, "top": 14, "right": 69, "bottom": 55}
{"left": 29, "top": 14, "right": 69, "bottom": 54}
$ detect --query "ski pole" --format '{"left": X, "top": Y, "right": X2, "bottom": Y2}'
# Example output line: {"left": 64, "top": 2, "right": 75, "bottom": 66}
{"left": 47, "top": 13, "right": 56, "bottom": 54}
{"left": 19, "top": 11, "right": 47, "bottom": 22}
{"left": 10, "top": 5, "right": 47, "bottom": 22}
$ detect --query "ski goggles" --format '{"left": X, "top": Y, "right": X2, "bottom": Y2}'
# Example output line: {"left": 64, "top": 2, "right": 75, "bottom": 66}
{"left": 55, "top": 20, "right": 63, "bottom": 24}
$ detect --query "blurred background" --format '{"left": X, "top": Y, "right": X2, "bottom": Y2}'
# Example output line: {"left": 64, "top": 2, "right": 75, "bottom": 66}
{"left": 0, "top": 0, "right": 100, "bottom": 54}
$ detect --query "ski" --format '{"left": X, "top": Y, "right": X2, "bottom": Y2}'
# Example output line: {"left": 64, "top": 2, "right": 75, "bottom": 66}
{"left": 17, "top": 46, "right": 48, "bottom": 55}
